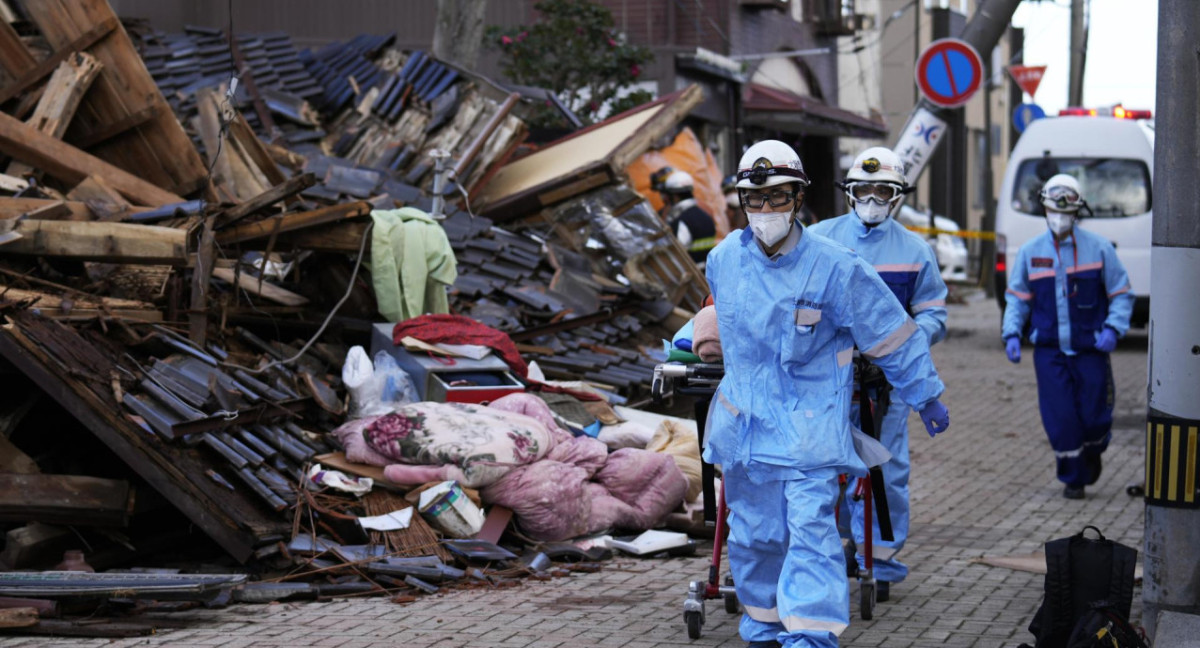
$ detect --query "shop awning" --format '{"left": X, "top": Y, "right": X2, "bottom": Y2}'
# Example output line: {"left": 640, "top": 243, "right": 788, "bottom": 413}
{"left": 742, "top": 83, "right": 888, "bottom": 139}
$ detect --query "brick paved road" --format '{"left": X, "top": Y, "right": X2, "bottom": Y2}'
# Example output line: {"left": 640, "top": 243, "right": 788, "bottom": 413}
{"left": 0, "top": 290, "right": 1150, "bottom": 648}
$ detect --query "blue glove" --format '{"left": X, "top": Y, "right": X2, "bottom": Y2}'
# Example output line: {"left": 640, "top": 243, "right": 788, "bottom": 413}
{"left": 1095, "top": 327, "right": 1118, "bottom": 353}
{"left": 919, "top": 399, "right": 949, "bottom": 437}
{"left": 1005, "top": 336, "right": 1021, "bottom": 364}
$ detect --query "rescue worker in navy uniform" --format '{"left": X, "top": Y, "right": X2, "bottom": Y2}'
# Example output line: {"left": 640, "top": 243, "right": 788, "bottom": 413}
{"left": 1002, "top": 173, "right": 1134, "bottom": 499}
{"left": 809, "top": 146, "right": 948, "bottom": 603}
{"left": 652, "top": 167, "right": 718, "bottom": 266}
{"left": 705, "top": 139, "right": 950, "bottom": 648}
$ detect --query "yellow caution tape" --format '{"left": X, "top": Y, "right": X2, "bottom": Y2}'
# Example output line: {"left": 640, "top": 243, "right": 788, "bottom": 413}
{"left": 903, "top": 225, "right": 996, "bottom": 241}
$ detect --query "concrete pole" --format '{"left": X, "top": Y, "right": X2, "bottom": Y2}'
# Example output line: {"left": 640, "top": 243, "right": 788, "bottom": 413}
{"left": 891, "top": 0, "right": 1023, "bottom": 187}
{"left": 1143, "top": 0, "right": 1200, "bottom": 641}
{"left": 1067, "top": 0, "right": 1086, "bottom": 107}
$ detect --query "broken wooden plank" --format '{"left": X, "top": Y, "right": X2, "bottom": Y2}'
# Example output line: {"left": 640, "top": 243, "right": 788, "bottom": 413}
{"left": 0, "top": 198, "right": 96, "bottom": 221}
{"left": 0, "top": 287, "right": 161, "bottom": 322}
{"left": 0, "top": 16, "right": 117, "bottom": 105}
{"left": 210, "top": 267, "right": 309, "bottom": 306}
{"left": 1, "top": 220, "right": 188, "bottom": 265}
{"left": 0, "top": 19, "right": 36, "bottom": 81}
{"left": 226, "top": 107, "right": 288, "bottom": 188}
{"left": 65, "top": 174, "right": 133, "bottom": 221}
{"left": 22, "top": 2, "right": 208, "bottom": 196}
{"left": 0, "top": 110, "right": 184, "bottom": 206}
{"left": 216, "top": 201, "right": 370, "bottom": 246}
{"left": 0, "top": 473, "right": 132, "bottom": 526}
{"left": 21, "top": 52, "right": 102, "bottom": 139}
{"left": 0, "top": 607, "right": 38, "bottom": 629}
{"left": 214, "top": 172, "right": 317, "bottom": 230}
{"left": 7, "top": 51, "right": 103, "bottom": 178}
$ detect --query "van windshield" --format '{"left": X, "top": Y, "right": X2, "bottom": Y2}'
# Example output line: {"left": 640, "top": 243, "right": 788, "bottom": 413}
{"left": 1011, "top": 158, "right": 1151, "bottom": 218}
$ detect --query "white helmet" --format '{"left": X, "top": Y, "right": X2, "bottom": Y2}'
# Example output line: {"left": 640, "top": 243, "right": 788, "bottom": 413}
{"left": 735, "top": 140, "right": 810, "bottom": 190}
{"left": 662, "top": 170, "right": 694, "bottom": 195}
{"left": 1039, "top": 173, "right": 1085, "bottom": 213}
{"left": 846, "top": 147, "right": 907, "bottom": 185}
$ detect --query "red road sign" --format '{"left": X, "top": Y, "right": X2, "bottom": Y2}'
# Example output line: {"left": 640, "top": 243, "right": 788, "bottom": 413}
{"left": 915, "top": 38, "right": 983, "bottom": 108}
{"left": 1007, "top": 65, "right": 1047, "bottom": 99}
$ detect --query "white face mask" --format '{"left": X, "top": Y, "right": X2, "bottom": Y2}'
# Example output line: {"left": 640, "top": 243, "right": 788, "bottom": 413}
{"left": 854, "top": 200, "right": 892, "bottom": 225}
{"left": 747, "top": 210, "right": 793, "bottom": 246}
{"left": 1046, "top": 211, "right": 1075, "bottom": 237}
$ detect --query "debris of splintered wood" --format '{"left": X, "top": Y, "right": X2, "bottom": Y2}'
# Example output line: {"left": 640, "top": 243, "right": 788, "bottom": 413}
{"left": 0, "top": 607, "right": 38, "bottom": 629}
{"left": 0, "top": 473, "right": 133, "bottom": 527}
{"left": 65, "top": 175, "right": 133, "bottom": 222}
{"left": 0, "top": 310, "right": 292, "bottom": 562}
{"left": 0, "top": 110, "right": 184, "bottom": 207}
{"left": 7, "top": 51, "right": 103, "bottom": 179}
{"left": 19, "top": 0, "right": 210, "bottom": 197}
{"left": 0, "top": 198, "right": 95, "bottom": 221}
{"left": 0, "top": 220, "right": 188, "bottom": 266}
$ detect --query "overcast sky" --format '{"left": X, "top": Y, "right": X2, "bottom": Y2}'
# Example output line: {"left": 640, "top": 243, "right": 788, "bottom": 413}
{"left": 1010, "top": 0, "right": 1158, "bottom": 115}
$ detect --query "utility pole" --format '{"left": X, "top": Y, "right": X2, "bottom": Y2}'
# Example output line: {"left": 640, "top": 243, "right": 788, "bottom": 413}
{"left": 890, "top": 0, "right": 1024, "bottom": 188}
{"left": 1067, "top": 0, "right": 1087, "bottom": 106}
{"left": 1143, "top": 0, "right": 1200, "bottom": 641}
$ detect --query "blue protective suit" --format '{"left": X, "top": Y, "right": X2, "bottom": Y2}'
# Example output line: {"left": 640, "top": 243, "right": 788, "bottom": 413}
{"left": 705, "top": 224, "right": 944, "bottom": 647}
{"left": 1002, "top": 226, "right": 1133, "bottom": 487}
{"left": 808, "top": 212, "right": 948, "bottom": 584}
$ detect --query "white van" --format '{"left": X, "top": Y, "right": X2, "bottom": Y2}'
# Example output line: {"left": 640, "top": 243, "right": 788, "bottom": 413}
{"left": 993, "top": 108, "right": 1154, "bottom": 327}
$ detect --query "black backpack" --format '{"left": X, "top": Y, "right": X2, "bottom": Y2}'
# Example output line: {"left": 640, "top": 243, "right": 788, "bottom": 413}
{"left": 1065, "top": 600, "right": 1150, "bottom": 648}
{"left": 1020, "top": 526, "right": 1144, "bottom": 648}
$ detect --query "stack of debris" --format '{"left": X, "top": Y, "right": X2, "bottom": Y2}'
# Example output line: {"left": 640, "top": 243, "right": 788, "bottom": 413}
{"left": 0, "top": 0, "right": 714, "bottom": 636}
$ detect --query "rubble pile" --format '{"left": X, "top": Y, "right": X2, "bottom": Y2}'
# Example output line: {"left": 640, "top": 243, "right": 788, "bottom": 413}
{"left": 0, "top": 0, "right": 711, "bottom": 637}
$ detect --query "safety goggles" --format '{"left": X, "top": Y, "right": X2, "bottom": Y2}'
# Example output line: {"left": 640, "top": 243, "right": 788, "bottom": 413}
{"left": 846, "top": 182, "right": 904, "bottom": 203}
{"left": 1042, "top": 185, "right": 1083, "bottom": 210}
{"left": 740, "top": 188, "right": 798, "bottom": 209}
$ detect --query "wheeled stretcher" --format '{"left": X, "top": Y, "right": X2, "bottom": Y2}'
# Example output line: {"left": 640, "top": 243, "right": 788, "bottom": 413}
{"left": 650, "top": 356, "right": 893, "bottom": 639}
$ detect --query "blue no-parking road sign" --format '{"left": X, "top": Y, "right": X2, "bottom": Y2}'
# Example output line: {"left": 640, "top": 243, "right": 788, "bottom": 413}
{"left": 1012, "top": 102, "right": 1046, "bottom": 133}
{"left": 915, "top": 38, "right": 983, "bottom": 108}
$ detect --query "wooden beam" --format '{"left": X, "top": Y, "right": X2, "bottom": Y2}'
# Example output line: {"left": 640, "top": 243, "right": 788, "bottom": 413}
{"left": 226, "top": 108, "right": 288, "bottom": 188}
{"left": 2, "top": 220, "right": 188, "bottom": 265}
{"left": 274, "top": 221, "right": 372, "bottom": 253}
{"left": 214, "top": 172, "right": 317, "bottom": 230}
{"left": 0, "top": 110, "right": 184, "bottom": 206}
{"left": 188, "top": 217, "right": 215, "bottom": 345}
{"left": 0, "top": 19, "right": 37, "bottom": 80}
{"left": 0, "top": 287, "right": 160, "bottom": 320}
{"left": 22, "top": 52, "right": 102, "bottom": 139}
{"left": 0, "top": 16, "right": 117, "bottom": 105}
{"left": 0, "top": 473, "right": 132, "bottom": 526}
{"left": 217, "top": 202, "right": 369, "bottom": 246}
{"left": 210, "top": 267, "right": 309, "bottom": 306}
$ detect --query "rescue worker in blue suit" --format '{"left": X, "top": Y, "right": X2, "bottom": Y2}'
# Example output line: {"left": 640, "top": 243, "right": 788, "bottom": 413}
{"left": 706, "top": 140, "right": 950, "bottom": 648}
{"left": 808, "top": 146, "right": 948, "bottom": 603}
{"left": 1002, "top": 173, "right": 1133, "bottom": 500}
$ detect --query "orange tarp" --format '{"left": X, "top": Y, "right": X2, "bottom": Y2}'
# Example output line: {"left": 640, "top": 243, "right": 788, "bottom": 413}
{"left": 626, "top": 128, "right": 729, "bottom": 239}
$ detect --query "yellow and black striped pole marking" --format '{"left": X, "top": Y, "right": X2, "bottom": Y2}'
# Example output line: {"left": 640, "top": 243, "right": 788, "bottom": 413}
{"left": 1146, "top": 414, "right": 1200, "bottom": 507}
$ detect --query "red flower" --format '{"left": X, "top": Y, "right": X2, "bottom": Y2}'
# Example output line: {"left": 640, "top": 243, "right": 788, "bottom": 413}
{"left": 518, "top": 31, "right": 528, "bottom": 42}
{"left": 501, "top": 35, "right": 513, "bottom": 45}
{"left": 607, "top": 37, "right": 617, "bottom": 47}
{"left": 630, "top": 64, "right": 641, "bottom": 78}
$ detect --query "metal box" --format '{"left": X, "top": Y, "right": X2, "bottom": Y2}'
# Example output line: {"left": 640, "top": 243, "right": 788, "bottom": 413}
{"left": 370, "top": 323, "right": 524, "bottom": 404}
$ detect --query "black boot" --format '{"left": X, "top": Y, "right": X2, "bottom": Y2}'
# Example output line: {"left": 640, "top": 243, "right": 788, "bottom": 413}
{"left": 877, "top": 580, "right": 890, "bottom": 602}
{"left": 1063, "top": 484, "right": 1085, "bottom": 499}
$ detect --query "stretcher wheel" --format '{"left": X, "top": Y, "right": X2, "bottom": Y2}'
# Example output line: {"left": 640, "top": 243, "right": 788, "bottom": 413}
{"left": 685, "top": 610, "right": 703, "bottom": 639}
{"left": 860, "top": 582, "right": 875, "bottom": 621}
{"left": 723, "top": 575, "right": 740, "bottom": 614}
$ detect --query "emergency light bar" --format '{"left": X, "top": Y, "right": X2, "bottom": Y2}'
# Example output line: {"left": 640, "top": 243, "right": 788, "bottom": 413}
{"left": 1058, "top": 105, "right": 1152, "bottom": 119}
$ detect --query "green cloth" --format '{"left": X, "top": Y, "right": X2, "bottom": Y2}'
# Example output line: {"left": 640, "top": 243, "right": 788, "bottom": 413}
{"left": 666, "top": 347, "right": 702, "bottom": 363}
{"left": 370, "top": 208, "right": 458, "bottom": 321}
